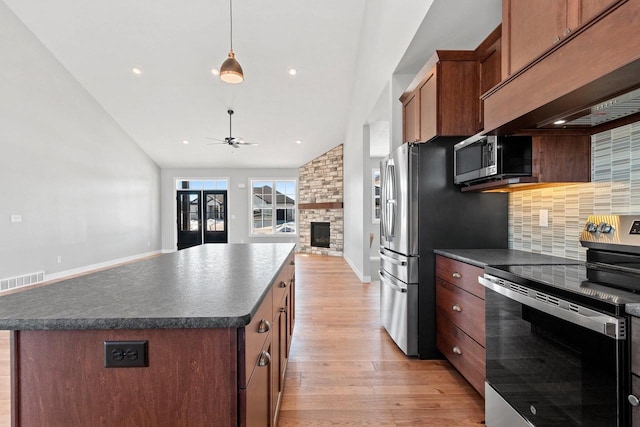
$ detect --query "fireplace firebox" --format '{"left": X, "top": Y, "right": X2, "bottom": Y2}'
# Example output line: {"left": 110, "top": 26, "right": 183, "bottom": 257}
{"left": 311, "top": 222, "right": 330, "bottom": 248}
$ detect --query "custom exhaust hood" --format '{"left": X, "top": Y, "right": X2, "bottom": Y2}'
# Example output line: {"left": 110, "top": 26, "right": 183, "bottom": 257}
{"left": 537, "top": 86, "right": 640, "bottom": 129}
{"left": 482, "top": 1, "right": 640, "bottom": 136}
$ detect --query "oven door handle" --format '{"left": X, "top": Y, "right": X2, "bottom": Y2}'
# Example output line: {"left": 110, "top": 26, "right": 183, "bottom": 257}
{"left": 478, "top": 275, "right": 626, "bottom": 340}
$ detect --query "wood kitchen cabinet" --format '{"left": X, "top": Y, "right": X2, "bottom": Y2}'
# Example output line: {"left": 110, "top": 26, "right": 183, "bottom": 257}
{"left": 475, "top": 25, "right": 502, "bottom": 131}
{"left": 460, "top": 134, "right": 591, "bottom": 192}
{"left": 400, "top": 51, "right": 478, "bottom": 143}
{"left": 502, "top": 0, "right": 625, "bottom": 78}
{"left": 435, "top": 255, "right": 486, "bottom": 396}
{"left": 10, "top": 247, "right": 296, "bottom": 427}
{"left": 271, "top": 258, "right": 295, "bottom": 426}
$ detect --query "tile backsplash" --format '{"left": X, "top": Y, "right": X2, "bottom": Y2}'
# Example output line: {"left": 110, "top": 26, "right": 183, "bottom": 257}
{"left": 509, "top": 121, "right": 640, "bottom": 261}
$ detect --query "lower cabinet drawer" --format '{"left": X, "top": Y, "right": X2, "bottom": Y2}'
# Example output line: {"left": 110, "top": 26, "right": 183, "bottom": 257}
{"left": 239, "top": 287, "right": 273, "bottom": 387}
{"left": 436, "top": 279, "right": 485, "bottom": 347}
{"left": 239, "top": 339, "right": 272, "bottom": 427}
{"left": 436, "top": 315, "right": 485, "bottom": 397}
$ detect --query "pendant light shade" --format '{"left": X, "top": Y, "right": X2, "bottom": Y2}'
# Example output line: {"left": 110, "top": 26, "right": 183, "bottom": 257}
{"left": 220, "top": 0, "right": 244, "bottom": 84}
{"left": 220, "top": 50, "right": 244, "bottom": 83}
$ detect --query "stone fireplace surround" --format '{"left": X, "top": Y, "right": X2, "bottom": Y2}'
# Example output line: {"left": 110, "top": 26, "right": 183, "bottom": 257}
{"left": 298, "top": 145, "right": 343, "bottom": 256}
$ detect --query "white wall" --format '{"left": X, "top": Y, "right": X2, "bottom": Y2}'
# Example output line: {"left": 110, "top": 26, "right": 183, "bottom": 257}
{"left": 343, "top": 0, "right": 435, "bottom": 280}
{"left": 160, "top": 168, "right": 299, "bottom": 251}
{"left": 343, "top": 0, "right": 502, "bottom": 282}
{"left": 0, "top": 3, "right": 161, "bottom": 281}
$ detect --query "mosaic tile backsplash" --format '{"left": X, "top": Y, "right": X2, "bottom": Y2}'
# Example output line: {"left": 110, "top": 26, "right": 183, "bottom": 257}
{"left": 509, "top": 121, "right": 640, "bottom": 261}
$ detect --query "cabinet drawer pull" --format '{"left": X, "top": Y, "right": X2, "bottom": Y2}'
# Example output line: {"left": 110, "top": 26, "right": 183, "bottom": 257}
{"left": 279, "top": 307, "right": 287, "bottom": 313}
{"left": 258, "top": 351, "right": 271, "bottom": 367}
{"left": 451, "top": 272, "right": 461, "bottom": 279}
{"left": 553, "top": 35, "right": 561, "bottom": 44}
{"left": 452, "top": 346, "right": 462, "bottom": 355}
{"left": 629, "top": 394, "right": 640, "bottom": 407}
{"left": 452, "top": 304, "right": 462, "bottom": 312}
{"left": 258, "top": 319, "right": 270, "bottom": 333}
{"left": 280, "top": 281, "right": 287, "bottom": 288}
{"left": 563, "top": 27, "right": 571, "bottom": 37}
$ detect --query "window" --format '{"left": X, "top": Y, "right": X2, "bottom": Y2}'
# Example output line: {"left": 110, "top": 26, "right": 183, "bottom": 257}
{"left": 251, "top": 180, "right": 297, "bottom": 235}
{"left": 176, "top": 179, "right": 228, "bottom": 190}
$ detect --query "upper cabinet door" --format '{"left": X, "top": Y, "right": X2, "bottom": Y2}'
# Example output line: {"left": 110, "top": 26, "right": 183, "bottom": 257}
{"left": 402, "top": 93, "right": 419, "bottom": 144}
{"left": 502, "top": 0, "right": 625, "bottom": 78}
{"left": 418, "top": 70, "right": 437, "bottom": 143}
{"left": 579, "top": 0, "right": 623, "bottom": 24}
{"left": 503, "top": 0, "right": 568, "bottom": 78}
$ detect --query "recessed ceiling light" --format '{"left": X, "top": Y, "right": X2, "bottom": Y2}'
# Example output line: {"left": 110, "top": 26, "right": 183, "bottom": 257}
{"left": 131, "top": 67, "right": 142, "bottom": 75}
{"left": 295, "top": 139, "right": 302, "bottom": 144}
{"left": 288, "top": 68, "right": 297, "bottom": 76}
{"left": 554, "top": 119, "right": 567, "bottom": 125}
{"left": 182, "top": 140, "right": 190, "bottom": 145}
{"left": 211, "top": 68, "right": 220, "bottom": 76}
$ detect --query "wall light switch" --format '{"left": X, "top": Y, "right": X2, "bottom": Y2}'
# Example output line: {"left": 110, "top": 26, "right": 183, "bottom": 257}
{"left": 11, "top": 214, "right": 22, "bottom": 223}
{"left": 237, "top": 183, "right": 246, "bottom": 189}
{"left": 539, "top": 209, "right": 549, "bottom": 227}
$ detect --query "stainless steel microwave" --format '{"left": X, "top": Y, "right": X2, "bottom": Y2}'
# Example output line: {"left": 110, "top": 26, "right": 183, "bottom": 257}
{"left": 453, "top": 133, "right": 532, "bottom": 185}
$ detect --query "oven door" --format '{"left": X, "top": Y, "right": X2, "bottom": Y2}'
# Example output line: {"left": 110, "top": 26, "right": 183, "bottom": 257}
{"left": 479, "top": 276, "right": 628, "bottom": 427}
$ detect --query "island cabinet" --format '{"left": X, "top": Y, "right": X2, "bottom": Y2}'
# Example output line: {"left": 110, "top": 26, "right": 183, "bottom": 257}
{"left": 435, "top": 255, "right": 486, "bottom": 396}
{"left": 400, "top": 50, "right": 479, "bottom": 143}
{"left": 5, "top": 244, "right": 296, "bottom": 427}
{"left": 270, "top": 257, "right": 295, "bottom": 426}
{"left": 502, "top": 0, "right": 625, "bottom": 78}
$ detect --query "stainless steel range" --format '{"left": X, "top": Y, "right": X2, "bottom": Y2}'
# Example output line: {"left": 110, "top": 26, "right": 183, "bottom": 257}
{"left": 480, "top": 215, "right": 640, "bottom": 427}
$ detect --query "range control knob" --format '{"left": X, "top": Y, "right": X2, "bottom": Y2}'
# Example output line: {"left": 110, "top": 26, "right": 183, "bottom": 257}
{"left": 585, "top": 222, "right": 598, "bottom": 233}
{"left": 597, "top": 222, "right": 614, "bottom": 233}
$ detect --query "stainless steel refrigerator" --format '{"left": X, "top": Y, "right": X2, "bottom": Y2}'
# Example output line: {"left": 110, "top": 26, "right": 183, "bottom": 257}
{"left": 379, "top": 140, "right": 508, "bottom": 358}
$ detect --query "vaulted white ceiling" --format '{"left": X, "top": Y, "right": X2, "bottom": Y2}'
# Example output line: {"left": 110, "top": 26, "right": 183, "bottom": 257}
{"left": 4, "top": 0, "right": 367, "bottom": 169}
{"left": 4, "top": 0, "right": 501, "bottom": 169}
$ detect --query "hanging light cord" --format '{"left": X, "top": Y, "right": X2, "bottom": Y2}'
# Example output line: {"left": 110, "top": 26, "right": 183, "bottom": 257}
{"left": 229, "top": 0, "right": 234, "bottom": 52}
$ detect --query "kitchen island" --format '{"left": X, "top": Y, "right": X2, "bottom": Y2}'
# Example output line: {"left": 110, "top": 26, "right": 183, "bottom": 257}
{"left": 0, "top": 243, "right": 296, "bottom": 426}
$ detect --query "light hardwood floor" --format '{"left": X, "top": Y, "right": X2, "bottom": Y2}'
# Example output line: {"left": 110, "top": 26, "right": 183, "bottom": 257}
{"left": 0, "top": 253, "right": 484, "bottom": 426}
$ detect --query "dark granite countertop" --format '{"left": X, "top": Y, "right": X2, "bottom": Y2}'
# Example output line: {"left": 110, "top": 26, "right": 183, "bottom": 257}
{"left": 0, "top": 243, "right": 295, "bottom": 330}
{"left": 433, "top": 248, "right": 579, "bottom": 268}
{"left": 626, "top": 305, "right": 640, "bottom": 317}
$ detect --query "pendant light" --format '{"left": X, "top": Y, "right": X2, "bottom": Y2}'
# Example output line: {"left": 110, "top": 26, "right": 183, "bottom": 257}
{"left": 220, "top": 0, "right": 244, "bottom": 84}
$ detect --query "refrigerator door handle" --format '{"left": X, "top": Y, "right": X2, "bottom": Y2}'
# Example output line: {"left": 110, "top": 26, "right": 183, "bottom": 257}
{"left": 379, "top": 251, "right": 407, "bottom": 266}
{"left": 379, "top": 270, "right": 408, "bottom": 293}
{"left": 383, "top": 163, "right": 396, "bottom": 240}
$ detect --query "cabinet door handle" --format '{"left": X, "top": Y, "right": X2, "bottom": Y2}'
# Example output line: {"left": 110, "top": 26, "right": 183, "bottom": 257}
{"left": 452, "top": 304, "right": 462, "bottom": 312}
{"left": 553, "top": 36, "right": 561, "bottom": 44}
{"left": 563, "top": 27, "right": 571, "bottom": 37}
{"left": 258, "top": 351, "right": 271, "bottom": 367}
{"left": 452, "top": 272, "right": 461, "bottom": 279}
{"left": 629, "top": 395, "right": 640, "bottom": 407}
{"left": 279, "top": 307, "right": 287, "bottom": 313}
{"left": 258, "top": 319, "right": 270, "bottom": 333}
{"left": 280, "top": 281, "right": 287, "bottom": 288}
{"left": 452, "top": 346, "right": 462, "bottom": 355}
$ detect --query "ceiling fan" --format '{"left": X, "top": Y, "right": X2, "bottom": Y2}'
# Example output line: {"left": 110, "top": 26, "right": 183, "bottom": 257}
{"left": 207, "top": 109, "right": 258, "bottom": 148}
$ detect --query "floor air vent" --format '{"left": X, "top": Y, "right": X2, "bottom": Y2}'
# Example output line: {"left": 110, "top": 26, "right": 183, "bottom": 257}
{"left": 1, "top": 271, "right": 45, "bottom": 292}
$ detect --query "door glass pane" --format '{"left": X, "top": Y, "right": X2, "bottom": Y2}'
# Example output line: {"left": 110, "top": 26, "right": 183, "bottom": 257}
{"left": 206, "top": 194, "right": 225, "bottom": 232}
{"left": 178, "top": 194, "right": 200, "bottom": 231}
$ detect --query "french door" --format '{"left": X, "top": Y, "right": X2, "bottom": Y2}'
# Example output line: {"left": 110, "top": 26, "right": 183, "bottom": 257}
{"left": 177, "top": 190, "right": 228, "bottom": 250}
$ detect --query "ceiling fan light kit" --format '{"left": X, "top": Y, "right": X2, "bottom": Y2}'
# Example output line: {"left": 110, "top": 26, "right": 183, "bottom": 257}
{"left": 220, "top": 0, "right": 244, "bottom": 84}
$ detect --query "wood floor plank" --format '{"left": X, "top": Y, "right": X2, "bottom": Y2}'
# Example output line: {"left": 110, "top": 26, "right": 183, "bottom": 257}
{"left": 0, "top": 253, "right": 485, "bottom": 426}
{"left": 279, "top": 253, "right": 485, "bottom": 425}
